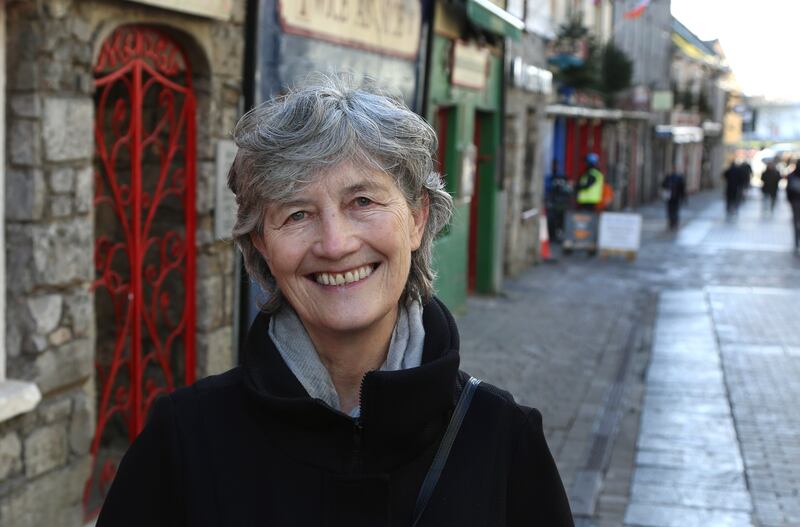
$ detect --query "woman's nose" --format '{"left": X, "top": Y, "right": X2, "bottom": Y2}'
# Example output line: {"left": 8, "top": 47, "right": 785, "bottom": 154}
{"left": 312, "top": 210, "right": 360, "bottom": 259}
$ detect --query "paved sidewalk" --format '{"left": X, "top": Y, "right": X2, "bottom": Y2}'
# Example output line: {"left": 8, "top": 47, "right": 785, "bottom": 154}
{"left": 711, "top": 287, "right": 800, "bottom": 526}
{"left": 624, "top": 290, "right": 752, "bottom": 527}
{"left": 455, "top": 188, "right": 800, "bottom": 526}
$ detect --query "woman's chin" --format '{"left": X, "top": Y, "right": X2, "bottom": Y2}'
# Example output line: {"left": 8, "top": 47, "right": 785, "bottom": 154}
{"left": 297, "top": 302, "right": 398, "bottom": 338}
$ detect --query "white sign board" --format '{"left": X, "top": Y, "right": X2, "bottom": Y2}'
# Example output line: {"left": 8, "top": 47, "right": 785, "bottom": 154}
{"left": 452, "top": 41, "right": 489, "bottom": 90}
{"left": 215, "top": 140, "right": 238, "bottom": 240}
{"left": 125, "top": 0, "right": 233, "bottom": 20}
{"left": 598, "top": 212, "right": 642, "bottom": 253}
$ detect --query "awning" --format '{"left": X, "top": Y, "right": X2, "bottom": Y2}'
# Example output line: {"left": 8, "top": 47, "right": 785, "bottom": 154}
{"left": 702, "top": 121, "right": 723, "bottom": 136}
{"left": 546, "top": 105, "right": 653, "bottom": 121}
{"left": 466, "top": 0, "right": 524, "bottom": 40}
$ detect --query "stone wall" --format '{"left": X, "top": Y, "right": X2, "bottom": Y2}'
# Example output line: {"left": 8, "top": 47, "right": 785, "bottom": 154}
{"left": 1, "top": 1, "right": 244, "bottom": 524}
{"left": 503, "top": 33, "right": 550, "bottom": 276}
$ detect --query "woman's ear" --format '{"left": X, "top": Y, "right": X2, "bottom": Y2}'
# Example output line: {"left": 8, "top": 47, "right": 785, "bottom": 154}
{"left": 409, "top": 194, "right": 430, "bottom": 251}
{"left": 250, "top": 231, "right": 270, "bottom": 264}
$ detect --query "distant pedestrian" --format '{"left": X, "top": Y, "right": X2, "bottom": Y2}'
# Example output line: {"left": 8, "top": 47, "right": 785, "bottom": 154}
{"left": 661, "top": 172, "right": 687, "bottom": 230}
{"left": 575, "top": 153, "right": 605, "bottom": 211}
{"left": 761, "top": 161, "right": 781, "bottom": 213}
{"left": 787, "top": 161, "right": 800, "bottom": 254}
{"left": 739, "top": 161, "right": 753, "bottom": 202}
{"left": 723, "top": 162, "right": 740, "bottom": 217}
{"left": 546, "top": 160, "right": 573, "bottom": 241}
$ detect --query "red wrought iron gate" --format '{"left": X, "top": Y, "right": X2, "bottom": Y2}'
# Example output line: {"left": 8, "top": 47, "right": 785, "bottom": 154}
{"left": 85, "top": 26, "right": 196, "bottom": 518}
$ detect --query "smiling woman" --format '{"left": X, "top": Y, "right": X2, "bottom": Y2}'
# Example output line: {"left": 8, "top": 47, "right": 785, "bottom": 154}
{"left": 96, "top": 76, "right": 574, "bottom": 526}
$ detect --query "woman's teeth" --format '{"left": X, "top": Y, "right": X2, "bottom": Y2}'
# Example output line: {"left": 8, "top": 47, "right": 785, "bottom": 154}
{"left": 315, "top": 265, "right": 374, "bottom": 286}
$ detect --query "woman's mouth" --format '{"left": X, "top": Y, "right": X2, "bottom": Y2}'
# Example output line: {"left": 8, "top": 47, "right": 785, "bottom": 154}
{"left": 312, "top": 264, "right": 377, "bottom": 286}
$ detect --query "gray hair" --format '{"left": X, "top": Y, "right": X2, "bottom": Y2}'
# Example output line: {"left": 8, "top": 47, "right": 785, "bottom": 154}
{"left": 227, "top": 75, "right": 453, "bottom": 313}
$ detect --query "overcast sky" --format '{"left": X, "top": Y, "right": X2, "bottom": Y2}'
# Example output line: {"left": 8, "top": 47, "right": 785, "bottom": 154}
{"left": 670, "top": 0, "right": 800, "bottom": 102}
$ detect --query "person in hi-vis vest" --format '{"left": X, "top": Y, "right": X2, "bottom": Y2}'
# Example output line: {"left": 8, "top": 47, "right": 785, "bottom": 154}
{"left": 575, "top": 153, "right": 604, "bottom": 211}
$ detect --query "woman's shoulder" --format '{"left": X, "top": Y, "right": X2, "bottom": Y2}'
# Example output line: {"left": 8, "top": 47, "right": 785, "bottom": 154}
{"left": 154, "top": 367, "right": 247, "bottom": 425}
{"left": 464, "top": 373, "right": 544, "bottom": 433}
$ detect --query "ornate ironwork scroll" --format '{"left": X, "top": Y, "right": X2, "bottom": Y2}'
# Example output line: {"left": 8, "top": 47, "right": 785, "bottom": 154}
{"left": 85, "top": 25, "right": 196, "bottom": 519}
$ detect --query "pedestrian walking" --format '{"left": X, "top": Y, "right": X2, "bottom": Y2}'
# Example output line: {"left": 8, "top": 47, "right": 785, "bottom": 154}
{"left": 575, "top": 152, "right": 605, "bottom": 211}
{"left": 96, "top": 77, "right": 575, "bottom": 526}
{"left": 661, "top": 171, "right": 687, "bottom": 230}
{"left": 546, "top": 160, "right": 573, "bottom": 241}
{"left": 787, "top": 161, "right": 800, "bottom": 254}
{"left": 724, "top": 161, "right": 740, "bottom": 218}
{"left": 739, "top": 161, "right": 753, "bottom": 202}
{"left": 761, "top": 161, "right": 781, "bottom": 213}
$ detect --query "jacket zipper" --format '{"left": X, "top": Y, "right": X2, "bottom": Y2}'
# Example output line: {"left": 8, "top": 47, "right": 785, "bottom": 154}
{"left": 349, "top": 373, "right": 369, "bottom": 472}
{"left": 350, "top": 419, "right": 364, "bottom": 472}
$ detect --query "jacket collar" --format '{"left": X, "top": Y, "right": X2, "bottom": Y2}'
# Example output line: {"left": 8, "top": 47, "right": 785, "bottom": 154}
{"left": 240, "top": 297, "right": 462, "bottom": 473}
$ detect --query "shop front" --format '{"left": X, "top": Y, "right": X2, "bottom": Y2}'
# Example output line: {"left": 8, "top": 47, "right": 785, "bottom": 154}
{"left": 426, "top": 0, "right": 522, "bottom": 312}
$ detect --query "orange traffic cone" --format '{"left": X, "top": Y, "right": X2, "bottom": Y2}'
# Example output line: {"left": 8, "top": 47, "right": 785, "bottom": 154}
{"left": 539, "top": 209, "right": 553, "bottom": 262}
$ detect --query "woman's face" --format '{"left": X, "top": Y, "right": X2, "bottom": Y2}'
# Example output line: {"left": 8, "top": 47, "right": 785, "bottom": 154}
{"left": 253, "top": 162, "right": 428, "bottom": 338}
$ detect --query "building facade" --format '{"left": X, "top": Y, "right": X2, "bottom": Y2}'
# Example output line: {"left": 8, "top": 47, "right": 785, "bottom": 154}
{"left": 502, "top": 0, "right": 553, "bottom": 274}
{"left": 662, "top": 16, "right": 728, "bottom": 192}
{"left": 1, "top": 1, "right": 245, "bottom": 523}
{"left": 425, "top": 0, "right": 522, "bottom": 311}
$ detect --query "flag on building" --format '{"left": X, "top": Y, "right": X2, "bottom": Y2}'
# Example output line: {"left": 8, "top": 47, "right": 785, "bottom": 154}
{"left": 623, "top": 0, "right": 650, "bottom": 19}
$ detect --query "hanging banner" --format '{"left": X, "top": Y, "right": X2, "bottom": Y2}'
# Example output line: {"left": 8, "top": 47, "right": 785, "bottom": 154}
{"left": 278, "top": 0, "right": 421, "bottom": 59}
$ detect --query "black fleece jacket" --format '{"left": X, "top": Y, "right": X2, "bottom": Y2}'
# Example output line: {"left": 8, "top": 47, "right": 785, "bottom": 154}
{"left": 97, "top": 298, "right": 574, "bottom": 526}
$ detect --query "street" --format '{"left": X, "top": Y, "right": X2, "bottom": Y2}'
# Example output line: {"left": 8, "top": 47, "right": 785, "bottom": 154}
{"left": 457, "top": 189, "right": 800, "bottom": 527}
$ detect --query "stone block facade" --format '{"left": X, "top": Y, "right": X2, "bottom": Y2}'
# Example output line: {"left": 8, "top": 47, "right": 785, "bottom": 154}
{"left": 1, "top": 0, "right": 245, "bottom": 524}
{"left": 503, "top": 33, "right": 551, "bottom": 276}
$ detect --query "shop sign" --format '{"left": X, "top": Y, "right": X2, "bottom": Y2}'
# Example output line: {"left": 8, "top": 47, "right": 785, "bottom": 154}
{"left": 651, "top": 90, "right": 674, "bottom": 111}
{"left": 124, "top": 0, "right": 233, "bottom": 20}
{"left": 598, "top": 212, "right": 642, "bottom": 254}
{"left": 509, "top": 57, "right": 552, "bottom": 95}
{"left": 452, "top": 41, "right": 490, "bottom": 90}
{"left": 278, "top": 0, "right": 421, "bottom": 59}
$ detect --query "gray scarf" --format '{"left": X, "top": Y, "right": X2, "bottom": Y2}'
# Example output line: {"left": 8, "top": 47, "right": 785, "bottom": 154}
{"left": 268, "top": 302, "right": 425, "bottom": 417}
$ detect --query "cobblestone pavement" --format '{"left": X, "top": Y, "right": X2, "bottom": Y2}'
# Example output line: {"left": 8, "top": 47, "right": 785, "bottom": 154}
{"left": 456, "top": 188, "right": 800, "bottom": 526}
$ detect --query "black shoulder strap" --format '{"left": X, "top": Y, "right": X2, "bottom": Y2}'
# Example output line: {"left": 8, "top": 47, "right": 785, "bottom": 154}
{"left": 411, "top": 376, "right": 481, "bottom": 527}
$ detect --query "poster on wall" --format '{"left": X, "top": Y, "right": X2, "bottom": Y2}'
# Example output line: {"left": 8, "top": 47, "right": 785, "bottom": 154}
{"left": 278, "top": 0, "right": 422, "bottom": 59}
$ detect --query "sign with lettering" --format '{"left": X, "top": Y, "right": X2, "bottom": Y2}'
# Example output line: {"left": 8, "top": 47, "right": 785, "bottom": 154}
{"left": 278, "top": 0, "right": 422, "bottom": 59}
{"left": 598, "top": 212, "right": 642, "bottom": 253}
{"left": 452, "top": 41, "right": 490, "bottom": 90}
{"left": 125, "top": 0, "right": 233, "bottom": 20}
{"left": 509, "top": 57, "right": 552, "bottom": 95}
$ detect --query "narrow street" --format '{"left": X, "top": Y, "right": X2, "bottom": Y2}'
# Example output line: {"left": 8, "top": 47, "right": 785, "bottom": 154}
{"left": 457, "top": 189, "right": 800, "bottom": 527}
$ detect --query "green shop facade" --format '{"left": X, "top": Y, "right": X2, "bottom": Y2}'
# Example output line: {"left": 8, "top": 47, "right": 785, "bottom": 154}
{"left": 426, "top": 0, "right": 522, "bottom": 312}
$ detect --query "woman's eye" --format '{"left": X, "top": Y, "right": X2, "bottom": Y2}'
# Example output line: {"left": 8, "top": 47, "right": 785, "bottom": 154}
{"left": 287, "top": 211, "right": 305, "bottom": 222}
{"left": 355, "top": 197, "right": 372, "bottom": 207}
